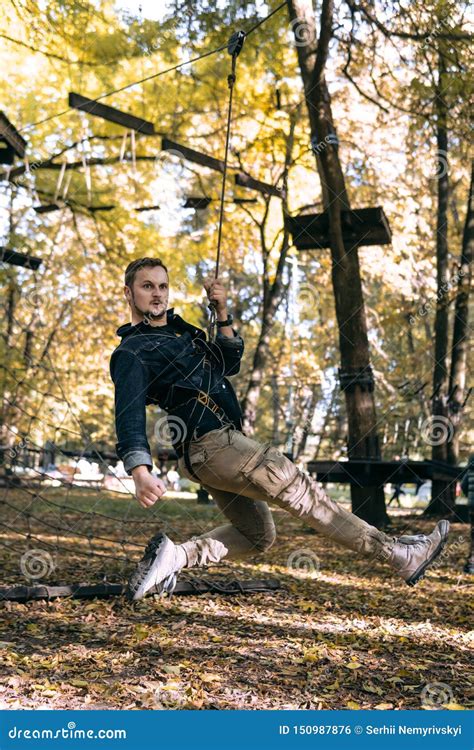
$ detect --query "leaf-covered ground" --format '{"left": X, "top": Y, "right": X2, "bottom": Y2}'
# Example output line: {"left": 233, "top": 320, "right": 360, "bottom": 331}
{"left": 0, "top": 488, "right": 473, "bottom": 710}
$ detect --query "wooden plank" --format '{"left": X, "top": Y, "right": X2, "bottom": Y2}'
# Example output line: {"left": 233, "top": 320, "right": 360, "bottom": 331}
{"left": 235, "top": 172, "right": 284, "bottom": 198}
{"left": 162, "top": 138, "right": 283, "bottom": 198}
{"left": 0, "top": 248, "right": 42, "bottom": 270}
{"left": 34, "top": 204, "right": 63, "bottom": 214}
{"left": 306, "top": 459, "right": 463, "bottom": 485}
{"left": 0, "top": 142, "right": 15, "bottom": 165}
{"left": 135, "top": 199, "right": 256, "bottom": 210}
{"left": 68, "top": 92, "right": 155, "bottom": 135}
{"left": 86, "top": 205, "right": 116, "bottom": 213}
{"left": 0, "top": 111, "right": 27, "bottom": 158}
{"left": 286, "top": 206, "right": 392, "bottom": 249}
{"left": 162, "top": 137, "right": 226, "bottom": 173}
{"left": 34, "top": 202, "right": 115, "bottom": 214}
{"left": 183, "top": 196, "right": 212, "bottom": 209}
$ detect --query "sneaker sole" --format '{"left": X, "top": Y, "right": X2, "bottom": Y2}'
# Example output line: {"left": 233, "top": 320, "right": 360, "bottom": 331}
{"left": 405, "top": 520, "right": 450, "bottom": 586}
{"left": 127, "top": 532, "right": 169, "bottom": 601}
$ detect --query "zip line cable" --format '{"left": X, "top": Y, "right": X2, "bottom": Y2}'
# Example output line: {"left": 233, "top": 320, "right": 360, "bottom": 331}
{"left": 17, "top": 43, "right": 228, "bottom": 134}
{"left": 244, "top": 0, "right": 287, "bottom": 35}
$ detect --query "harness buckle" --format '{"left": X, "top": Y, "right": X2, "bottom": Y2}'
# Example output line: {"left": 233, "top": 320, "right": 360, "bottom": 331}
{"left": 197, "top": 391, "right": 221, "bottom": 415}
{"left": 197, "top": 391, "right": 209, "bottom": 406}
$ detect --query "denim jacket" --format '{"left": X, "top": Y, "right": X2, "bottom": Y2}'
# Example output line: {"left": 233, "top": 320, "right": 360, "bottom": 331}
{"left": 109, "top": 308, "right": 245, "bottom": 475}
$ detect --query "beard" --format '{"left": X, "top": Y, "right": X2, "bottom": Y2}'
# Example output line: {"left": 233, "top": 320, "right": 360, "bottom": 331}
{"left": 131, "top": 289, "right": 166, "bottom": 321}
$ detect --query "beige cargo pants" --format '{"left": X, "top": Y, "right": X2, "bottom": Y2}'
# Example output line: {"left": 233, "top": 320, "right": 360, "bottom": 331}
{"left": 176, "top": 424, "right": 396, "bottom": 567}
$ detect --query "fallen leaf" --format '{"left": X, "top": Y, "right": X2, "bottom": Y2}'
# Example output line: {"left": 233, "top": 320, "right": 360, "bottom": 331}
{"left": 163, "top": 665, "right": 181, "bottom": 676}
{"left": 200, "top": 673, "right": 222, "bottom": 683}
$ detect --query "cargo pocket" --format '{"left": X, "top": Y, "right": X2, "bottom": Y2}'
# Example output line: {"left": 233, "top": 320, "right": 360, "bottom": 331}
{"left": 239, "top": 444, "right": 299, "bottom": 500}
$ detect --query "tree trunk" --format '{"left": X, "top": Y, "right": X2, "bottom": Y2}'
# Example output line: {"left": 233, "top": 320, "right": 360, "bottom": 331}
{"left": 287, "top": 0, "right": 388, "bottom": 526}
{"left": 270, "top": 373, "right": 281, "bottom": 444}
{"left": 241, "top": 113, "right": 297, "bottom": 434}
{"left": 447, "top": 161, "right": 473, "bottom": 463}
{"left": 425, "top": 52, "right": 455, "bottom": 515}
{"left": 0, "top": 276, "right": 17, "bottom": 466}
{"left": 295, "top": 382, "right": 318, "bottom": 459}
{"left": 242, "top": 289, "right": 287, "bottom": 433}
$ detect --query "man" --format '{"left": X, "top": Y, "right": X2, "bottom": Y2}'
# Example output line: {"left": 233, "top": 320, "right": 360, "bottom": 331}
{"left": 110, "top": 257, "right": 450, "bottom": 601}
{"left": 388, "top": 483, "right": 403, "bottom": 507}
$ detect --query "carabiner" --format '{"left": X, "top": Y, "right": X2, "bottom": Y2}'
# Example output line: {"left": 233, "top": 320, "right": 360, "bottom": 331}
{"left": 228, "top": 30, "right": 245, "bottom": 58}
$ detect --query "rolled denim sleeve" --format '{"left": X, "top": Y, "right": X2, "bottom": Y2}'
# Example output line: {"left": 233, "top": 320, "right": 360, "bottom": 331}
{"left": 213, "top": 329, "right": 245, "bottom": 375}
{"left": 110, "top": 349, "right": 153, "bottom": 475}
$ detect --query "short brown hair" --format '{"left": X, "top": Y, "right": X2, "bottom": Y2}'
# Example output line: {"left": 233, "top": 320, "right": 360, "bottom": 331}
{"left": 124, "top": 258, "right": 168, "bottom": 288}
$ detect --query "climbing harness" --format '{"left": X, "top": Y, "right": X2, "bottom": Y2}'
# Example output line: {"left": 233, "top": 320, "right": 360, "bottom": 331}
{"left": 141, "top": 314, "right": 237, "bottom": 480}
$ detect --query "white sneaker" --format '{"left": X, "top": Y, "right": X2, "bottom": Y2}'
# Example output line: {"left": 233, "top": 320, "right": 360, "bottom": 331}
{"left": 127, "top": 533, "right": 186, "bottom": 601}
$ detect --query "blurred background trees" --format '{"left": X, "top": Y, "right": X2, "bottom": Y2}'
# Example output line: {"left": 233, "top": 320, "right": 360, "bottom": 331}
{"left": 0, "top": 0, "right": 471, "bottom": 517}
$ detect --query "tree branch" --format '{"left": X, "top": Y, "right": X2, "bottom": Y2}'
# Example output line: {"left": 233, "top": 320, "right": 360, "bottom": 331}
{"left": 348, "top": 1, "right": 472, "bottom": 41}
{"left": 0, "top": 32, "right": 124, "bottom": 66}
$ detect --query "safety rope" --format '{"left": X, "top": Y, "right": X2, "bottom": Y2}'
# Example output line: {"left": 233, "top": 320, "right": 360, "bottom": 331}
{"left": 208, "top": 30, "right": 246, "bottom": 343}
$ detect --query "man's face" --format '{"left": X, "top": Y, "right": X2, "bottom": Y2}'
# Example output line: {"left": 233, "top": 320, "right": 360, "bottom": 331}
{"left": 125, "top": 266, "right": 169, "bottom": 320}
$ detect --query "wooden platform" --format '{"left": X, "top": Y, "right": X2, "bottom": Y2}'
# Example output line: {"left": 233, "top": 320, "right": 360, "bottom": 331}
{"left": 286, "top": 206, "right": 392, "bottom": 250}
{"left": 0, "top": 111, "right": 27, "bottom": 165}
{"left": 306, "top": 458, "right": 465, "bottom": 485}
